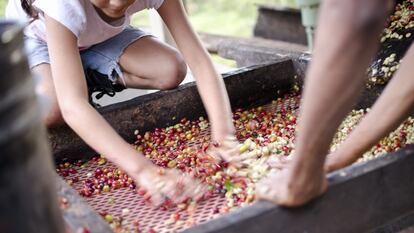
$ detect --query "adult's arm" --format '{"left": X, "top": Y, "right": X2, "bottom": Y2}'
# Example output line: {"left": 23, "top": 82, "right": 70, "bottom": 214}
{"left": 326, "top": 44, "right": 414, "bottom": 171}
{"left": 257, "top": 0, "right": 392, "bottom": 206}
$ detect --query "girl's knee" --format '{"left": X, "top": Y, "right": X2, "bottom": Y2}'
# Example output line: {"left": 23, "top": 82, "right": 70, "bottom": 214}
{"left": 158, "top": 52, "right": 187, "bottom": 90}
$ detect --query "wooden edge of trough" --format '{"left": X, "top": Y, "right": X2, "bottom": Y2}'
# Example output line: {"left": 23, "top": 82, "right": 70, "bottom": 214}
{"left": 199, "top": 32, "right": 307, "bottom": 68}
{"left": 255, "top": 3, "right": 300, "bottom": 14}
{"left": 199, "top": 33, "right": 307, "bottom": 55}
{"left": 373, "top": 211, "right": 414, "bottom": 233}
{"left": 185, "top": 145, "right": 414, "bottom": 233}
{"left": 49, "top": 58, "right": 297, "bottom": 162}
{"left": 56, "top": 175, "right": 113, "bottom": 233}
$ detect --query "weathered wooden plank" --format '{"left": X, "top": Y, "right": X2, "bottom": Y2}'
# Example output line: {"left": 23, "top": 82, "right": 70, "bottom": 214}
{"left": 56, "top": 177, "right": 113, "bottom": 233}
{"left": 185, "top": 145, "right": 414, "bottom": 233}
{"left": 373, "top": 211, "right": 414, "bottom": 233}
{"left": 199, "top": 33, "right": 307, "bottom": 67}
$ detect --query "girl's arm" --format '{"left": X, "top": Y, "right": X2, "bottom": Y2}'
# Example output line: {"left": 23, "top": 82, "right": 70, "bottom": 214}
{"left": 157, "top": 0, "right": 235, "bottom": 144}
{"left": 45, "top": 15, "right": 203, "bottom": 205}
{"left": 326, "top": 44, "right": 414, "bottom": 172}
{"left": 45, "top": 15, "right": 148, "bottom": 174}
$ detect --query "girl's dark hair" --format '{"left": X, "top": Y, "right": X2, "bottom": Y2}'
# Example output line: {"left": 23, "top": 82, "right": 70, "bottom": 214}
{"left": 21, "top": 0, "right": 38, "bottom": 19}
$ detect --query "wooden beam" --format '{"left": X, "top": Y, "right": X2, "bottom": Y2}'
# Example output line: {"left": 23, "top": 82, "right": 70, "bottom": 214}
{"left": 198, "top": 33, "right": 307, "bottom": 67}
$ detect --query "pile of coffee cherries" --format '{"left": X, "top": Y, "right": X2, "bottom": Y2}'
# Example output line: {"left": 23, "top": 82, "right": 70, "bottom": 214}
{"left": 58, "top": 94, "right": 414, "bottom": 233}
{"left": 368, "top": 0, "right": 414, "bottom": 86}
{"left": 132, "top": 95, "right": 300, "bottom": 208}
{"left": 331, "top": 108, "right": 414, "bottom": 162}
{"left": 56, "top": 157, "right": 136, "bottom": 198}
{"left": 381, "top": 0, "right": 414, "bottom": 43}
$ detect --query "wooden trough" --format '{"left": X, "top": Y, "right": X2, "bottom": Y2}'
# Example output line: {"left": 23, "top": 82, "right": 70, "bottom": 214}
{"left": 50, "top": 56, "right": 414, "bottom": 233}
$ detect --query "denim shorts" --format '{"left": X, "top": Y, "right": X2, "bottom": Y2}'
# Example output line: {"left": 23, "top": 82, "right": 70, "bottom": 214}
{"left": 25, "top": 26, "right": 151, "bottom": 86}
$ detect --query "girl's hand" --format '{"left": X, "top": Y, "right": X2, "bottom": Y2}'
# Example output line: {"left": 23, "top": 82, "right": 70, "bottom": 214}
{"left": 209, "top": 136, "right": 239, "bottom": 162}
{"left": 266, "top": 156, "right": 292, "bottom": 170}
{"left": 133, "top": 166, "right": 206, "bottom": 206}
{"left": 207, "top": 136, "right": 257, "bottom": 167}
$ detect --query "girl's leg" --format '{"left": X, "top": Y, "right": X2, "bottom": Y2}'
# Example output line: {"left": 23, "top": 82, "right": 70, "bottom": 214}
{"left": 118, "top": 37, "right": 187, "bottom": 90}
{"left": 32, "top": 64, "right": 64, "bottom": 127}
{"left": 30, "top": 36, "right": 186, "bottom": 127}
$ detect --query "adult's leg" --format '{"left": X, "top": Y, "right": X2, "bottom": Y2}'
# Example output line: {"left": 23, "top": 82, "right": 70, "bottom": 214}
{"left": 118, "top": 37, "right": 187, "bottom": 90}
{"left": 32, "top": 64, "right": 64, "bottom": 127}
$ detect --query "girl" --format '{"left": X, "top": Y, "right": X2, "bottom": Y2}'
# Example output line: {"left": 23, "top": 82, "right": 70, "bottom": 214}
{"left": 6, "top": 0, "right": 240, "bottom": 205}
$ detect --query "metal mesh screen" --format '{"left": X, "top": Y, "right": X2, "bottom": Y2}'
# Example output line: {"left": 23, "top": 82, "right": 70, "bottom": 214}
{"left": 60, "top": 95, "right": 301, "bottom": 233}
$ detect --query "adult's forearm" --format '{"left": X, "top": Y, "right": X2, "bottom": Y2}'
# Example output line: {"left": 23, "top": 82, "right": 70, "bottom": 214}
{"left": 330, "top": 44, "right": 414, "bottom": 165}
{"left": 294, "top": 0, "right": 391, "bottom": 165}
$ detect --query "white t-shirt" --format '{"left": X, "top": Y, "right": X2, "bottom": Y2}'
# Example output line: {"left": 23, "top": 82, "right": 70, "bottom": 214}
{"left": 6, "top": 0, "right": 164, "bottom": 49}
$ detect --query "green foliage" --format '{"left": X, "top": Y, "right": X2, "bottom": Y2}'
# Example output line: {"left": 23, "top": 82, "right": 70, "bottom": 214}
{"left": 1, "top": 0, "right": 297, "bottom": 37}
{"left": 0, "top": 0, "right": 6, "bottom": 17}
{"left": 132, "top": 0, "right": 277, "bottom": 37}
{"left": 224, "top": 179, "right": 234, "bottom": 191}
{"left": 0, "top": 0, "right": 296, "bottom": 67}
{"left": 186, "top": 0, "right": 275, "bottom": 37}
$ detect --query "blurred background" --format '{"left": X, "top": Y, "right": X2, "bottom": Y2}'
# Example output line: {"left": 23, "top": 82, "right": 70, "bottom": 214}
{"left": 0, "top": 0, "right": 300, "bottom": 105}
{"left": 0, "top": 0, "right": 296, "bottom": 38}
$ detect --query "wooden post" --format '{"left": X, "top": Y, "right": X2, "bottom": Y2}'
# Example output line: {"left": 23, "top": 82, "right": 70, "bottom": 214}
{"left": 0, "top": 21, "right": 65, "bottom": 233}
